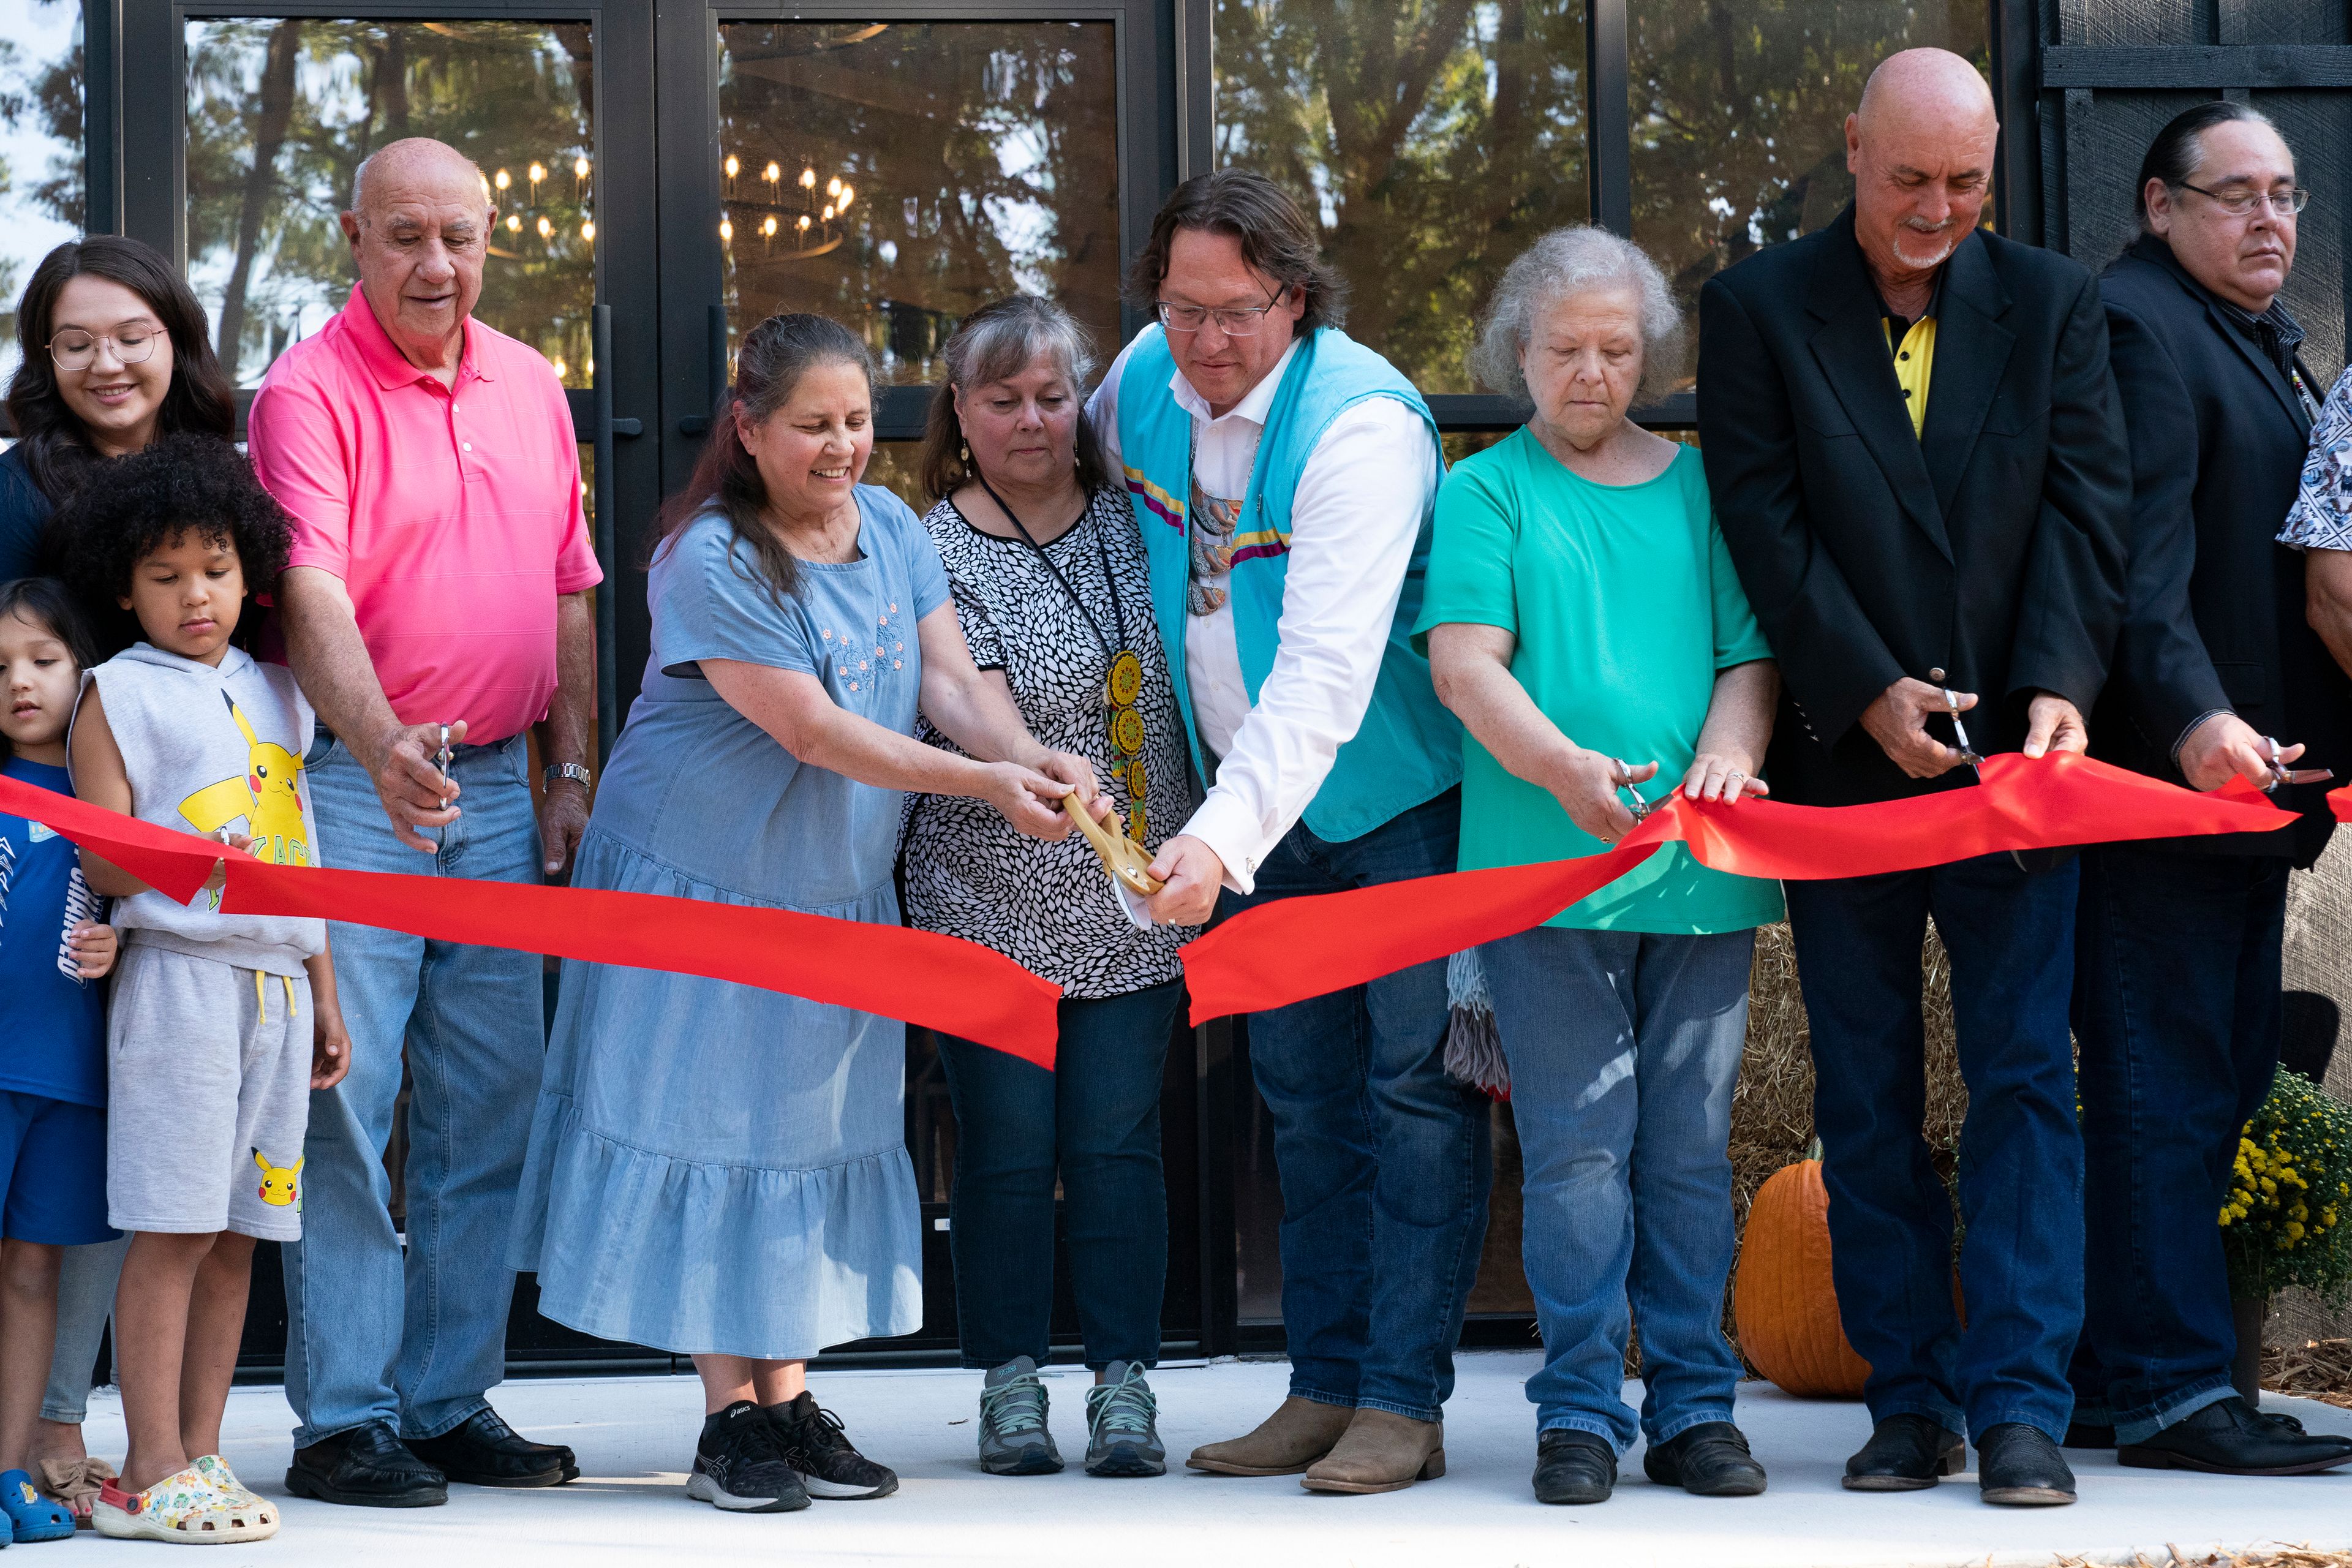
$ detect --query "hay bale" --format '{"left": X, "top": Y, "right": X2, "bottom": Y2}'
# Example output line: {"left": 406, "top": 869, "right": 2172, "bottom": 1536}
{"left": 1725, "top": 920, "right": 1967, "bottom": 1363}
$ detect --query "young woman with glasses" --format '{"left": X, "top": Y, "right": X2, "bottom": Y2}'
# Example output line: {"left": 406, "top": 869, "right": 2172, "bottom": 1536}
{"left": 2, "top": 236, "right": 237, "bottom": 581}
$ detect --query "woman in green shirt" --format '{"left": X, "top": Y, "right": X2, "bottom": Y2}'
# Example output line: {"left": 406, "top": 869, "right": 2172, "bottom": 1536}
{"left": 1420, "top": 227, "right": 1781, "bottom": 1509}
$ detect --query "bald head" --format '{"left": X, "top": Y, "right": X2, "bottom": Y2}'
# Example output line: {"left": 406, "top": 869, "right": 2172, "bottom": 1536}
{"left": 1845, "top": 48, "right": 1999, "bottom": 292}
{"left": 339, "top": 137, "right": 492, "bottom": 380}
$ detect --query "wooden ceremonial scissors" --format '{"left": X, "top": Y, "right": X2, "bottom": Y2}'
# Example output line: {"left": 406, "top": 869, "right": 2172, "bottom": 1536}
{"left": 1062, "top": 791, "right": 1165, "bottom": 897}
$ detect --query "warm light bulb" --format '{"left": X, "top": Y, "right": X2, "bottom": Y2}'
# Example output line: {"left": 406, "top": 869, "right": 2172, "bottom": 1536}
{"left": 826, "top": 175, "right": 842, "bottom": 198}
{"left": 837, "top": 184, "right": 854, "bottom": 211}
{"left": 551, "top": 356, "right": 567, "bottom": 379}
{"left": 494, "top": 168, "right": 511, "bottom": 190}
{"left": 821, "top": 204, "right": 834, "bottom": 222}
{"left": 763, "top": 215, "right": 778, "bottom": 237}
{"left": 720, "top": 217, "right": 734, "bottom": 242}
{"left": 581, "top": 219, "right": 595, "bottom": 241}
{"left": 797, "top": 213, "right": 810, "bottom": 232}
{"left": 574, "top": 156, "right": 590, "bottom": 179}
{"left": 799, "top": 167, "right": 816, "bottom": 189}
{"left": 507, "top": 214, "right": 522, "bottom": 232}
{"left": 725, "top": 154, "right": 739, "bottom": 178}
{"left": 537, "top": 215, "right": 554, "bottom": 239}
{"left": 763, "top": 161, "right": 780, "bottom": 184}
{"left": 529, "top": 162, "right": 547, "bottom": 183}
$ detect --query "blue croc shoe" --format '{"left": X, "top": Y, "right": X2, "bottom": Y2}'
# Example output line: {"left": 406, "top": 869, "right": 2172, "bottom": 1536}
{"left": 1, "top": 1468, "right": 75, "bottom": 1542}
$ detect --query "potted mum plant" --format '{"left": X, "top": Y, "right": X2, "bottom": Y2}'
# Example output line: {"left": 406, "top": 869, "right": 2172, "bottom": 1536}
{"left": 2220, "top": 1068, "right": 2352, "bottom": 1403}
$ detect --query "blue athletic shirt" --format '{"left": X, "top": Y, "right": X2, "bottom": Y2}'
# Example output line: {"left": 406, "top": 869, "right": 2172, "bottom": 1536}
{"left": 0, "top": 756, "right": 108, "bottom": 1106}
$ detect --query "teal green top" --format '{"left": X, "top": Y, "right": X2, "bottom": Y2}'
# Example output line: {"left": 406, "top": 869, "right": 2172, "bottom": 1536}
{"left": 1414, "top": 431, "right": 1784, "bottom": 933}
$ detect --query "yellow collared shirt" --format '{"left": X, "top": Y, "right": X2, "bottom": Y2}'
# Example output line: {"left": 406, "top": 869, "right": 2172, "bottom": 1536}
{"left": 1882, "top": 314, "right": 1937, "bottom": 438}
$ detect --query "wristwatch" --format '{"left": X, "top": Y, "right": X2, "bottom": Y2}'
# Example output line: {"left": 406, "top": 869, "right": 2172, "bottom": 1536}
{"left": 544, "top": 763, "right": 592, "bottom": 790}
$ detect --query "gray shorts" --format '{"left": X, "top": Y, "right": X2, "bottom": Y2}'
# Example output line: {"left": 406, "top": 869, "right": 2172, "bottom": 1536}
{"left": 107, "top": 940, "right": 312, "bottom": 1241}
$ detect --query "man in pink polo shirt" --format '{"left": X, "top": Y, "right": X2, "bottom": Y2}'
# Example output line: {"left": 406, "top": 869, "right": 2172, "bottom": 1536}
{"left": 248, "top": 136, "right": 597, "bottom": 1509}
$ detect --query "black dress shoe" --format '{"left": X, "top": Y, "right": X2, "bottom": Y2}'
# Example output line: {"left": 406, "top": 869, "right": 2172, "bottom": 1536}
{"left": 2060, "top": 1420, "right": 2114, "bottom": 1450}
{"left": 1642, "top": 1422, "right": 1767, "bottom": 1496}
{"left": 2119, "top": 1396, "right": 2352, "bottom": 1476}
{"left": 1977, "top": 1423, "right": 2076, "bottom": 1506}
{"left": 1842, "top": 1414, "right": 1965, "bottom": 1491}
{"left": 286, "top": 1421, "right": 449, "bottom": 1508}
{"left": 1533, "top": 1430, "right": 1616, "bottom": 1505}
{"left": 405, "top": 1407, "right": 579, "bottom": 1488}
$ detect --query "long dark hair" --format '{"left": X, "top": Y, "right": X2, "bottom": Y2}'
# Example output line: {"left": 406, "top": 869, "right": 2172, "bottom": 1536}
{"left": 5, "top": 236, "right": 237, "bottom": 503}
{"left": 2137, "top": 102, "right": 2280, "bottom": 230}
{"left": 652, "top": 313, "right": 875, "bottom": 603}
{"left": 0, "top": 576, "right": 99, "bottom": 764}
{"left": 1124, "top": 169, "right": 1349, "bottom": 333}
{"left": 920, "top": 295, "right": 1112, "bottom": 502}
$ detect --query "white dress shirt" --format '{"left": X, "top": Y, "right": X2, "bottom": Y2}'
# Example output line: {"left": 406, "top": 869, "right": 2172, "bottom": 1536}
{"left": 1087, "top": 335, "right": 1441, "bottom": 895}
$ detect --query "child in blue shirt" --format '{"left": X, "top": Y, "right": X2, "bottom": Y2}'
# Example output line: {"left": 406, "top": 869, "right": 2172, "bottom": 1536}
{"left": 0, "top": 576, "right": 116, "bottom": 1545}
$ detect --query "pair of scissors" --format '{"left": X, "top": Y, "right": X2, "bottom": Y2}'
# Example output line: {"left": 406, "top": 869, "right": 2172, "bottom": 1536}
{"left": 434, "top": 723, "right": 454, "bottom": 810}
{"left": 2263, "top": 734, "right": 2334, "bottom": 793}
{"left": 1943, "top": 688, "right": 1985, "bottom": 774}
{"left": 1612, "top": 760, "right": 1653, "bottom": 824}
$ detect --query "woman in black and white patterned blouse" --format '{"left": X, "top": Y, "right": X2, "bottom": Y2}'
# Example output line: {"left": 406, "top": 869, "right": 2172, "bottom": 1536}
{"left": 901, "top": 296, "right": 1194, "bottom": 1480}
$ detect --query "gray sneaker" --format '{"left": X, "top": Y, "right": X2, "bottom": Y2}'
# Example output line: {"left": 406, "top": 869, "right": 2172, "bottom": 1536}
{"left": 1084, "top": 1362, "right": 1165, "bottom": 1477}
{"left": 978, "top": 1357, "right": 1062, "bottom": 1476}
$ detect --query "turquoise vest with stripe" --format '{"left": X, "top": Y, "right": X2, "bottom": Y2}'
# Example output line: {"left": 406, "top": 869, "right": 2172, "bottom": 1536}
{"left": 1116, "top": 324, "right": 1463, "bottom": 844}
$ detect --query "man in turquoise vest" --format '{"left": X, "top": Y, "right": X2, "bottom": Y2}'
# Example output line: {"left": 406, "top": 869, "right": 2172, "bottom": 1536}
{"left": 1087, "top": 170, "right": 1484, "bottom": 1494}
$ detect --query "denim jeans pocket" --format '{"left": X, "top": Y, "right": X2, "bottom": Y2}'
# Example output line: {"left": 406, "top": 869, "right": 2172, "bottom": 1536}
{"left": 304, "top": 729, "right": 342, "bottom": 769}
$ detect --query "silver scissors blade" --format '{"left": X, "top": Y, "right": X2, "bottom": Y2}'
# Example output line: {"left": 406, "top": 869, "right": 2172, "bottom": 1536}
{"left": 1943, "top": 688, "right": 1985, "bottom": 771}
{"left": 2264, "top": 736, "right": 2333, "bottom": 791}
{"left": 435, "top": 723, "right": 453, "bottom": 810}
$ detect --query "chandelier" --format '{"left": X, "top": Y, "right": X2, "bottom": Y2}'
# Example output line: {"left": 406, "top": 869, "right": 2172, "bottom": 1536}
{"left": 721, "top": 154, "right": 857, "bottom": 258}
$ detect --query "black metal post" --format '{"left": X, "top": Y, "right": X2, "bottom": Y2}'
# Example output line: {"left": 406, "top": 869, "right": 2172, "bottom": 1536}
{"left": 590, "top": 303, "right": 620, "bottom": 764}
{"left": 1586, "top": 0, "right": 1632, "bottom": 236}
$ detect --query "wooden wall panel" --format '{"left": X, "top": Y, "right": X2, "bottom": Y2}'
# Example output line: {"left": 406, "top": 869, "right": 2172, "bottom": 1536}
{"left": 2059, "top": 86, "right": 2212, "bottom": 258}
{"left": 2262, "top": 89, "right": 2351, "bottom": 380}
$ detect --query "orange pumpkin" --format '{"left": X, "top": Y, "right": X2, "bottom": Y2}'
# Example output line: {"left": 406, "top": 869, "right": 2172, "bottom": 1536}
{"left": 1734, "top": 1158, "right": 1871, "bottom": 1399}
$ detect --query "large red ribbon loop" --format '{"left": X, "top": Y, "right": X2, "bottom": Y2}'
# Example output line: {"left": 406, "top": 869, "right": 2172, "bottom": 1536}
{"left": 0, "top": 774, "right": 1064, "bottom": 1068}
{"left": 1177, "top": 752, "right": 2293, "bottom": 1025}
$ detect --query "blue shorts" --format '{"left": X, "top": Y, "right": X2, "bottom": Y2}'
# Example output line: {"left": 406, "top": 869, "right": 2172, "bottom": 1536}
{"left": 0, "top": 1090, "right": 115, "bottom": 1245}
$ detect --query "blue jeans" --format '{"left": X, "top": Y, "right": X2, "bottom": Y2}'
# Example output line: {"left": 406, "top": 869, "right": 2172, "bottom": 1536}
{"left": 1784, "top": 852, "right": 2084, "bottom": 1443}
{"left": 1483, "top": 925, "right": 1753, "bottom": 1453}
{"left": 281, "top": 733, "right": 546, "bottom": 1446}
{"left": 2071, "top": 841, "right": 2288, "bottom": 1442}
{"left": 937, "top": 981, "right": 1183, "bottom": 1370}
{"left": 1218, "top": 788, "right": 1490, "bottom": 1423}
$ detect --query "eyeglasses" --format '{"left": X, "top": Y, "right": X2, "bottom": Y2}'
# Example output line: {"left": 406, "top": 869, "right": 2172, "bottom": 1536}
{"left": 2179, "top": 181, "right": 2310, "bottom": 219}
{"left": 1155, "top": 285, "right": 1288, "bottom": 336}
{"left": 48, "top": 326, "right": 164, "bottom": 371}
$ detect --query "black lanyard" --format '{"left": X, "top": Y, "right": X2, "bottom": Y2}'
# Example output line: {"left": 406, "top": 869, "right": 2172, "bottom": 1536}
{"left": 974, "top": 475, "right": 1128, "bottom": 664}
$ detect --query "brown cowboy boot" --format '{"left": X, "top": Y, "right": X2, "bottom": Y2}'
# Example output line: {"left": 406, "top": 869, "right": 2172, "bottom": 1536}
{"left": 1300, "top": 1409, "right": 1446, "bottom": 1494}
{"left": 1186, "top": 1397, "right": 1355, "bottom": 1476}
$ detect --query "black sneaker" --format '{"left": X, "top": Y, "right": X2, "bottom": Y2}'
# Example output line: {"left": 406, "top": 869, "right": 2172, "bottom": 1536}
{"left": 766, "top": 1392, "right": 899, "bottom": 1500}
{"left": 687, "top": 1402, "right": 811, "bottom": 1513}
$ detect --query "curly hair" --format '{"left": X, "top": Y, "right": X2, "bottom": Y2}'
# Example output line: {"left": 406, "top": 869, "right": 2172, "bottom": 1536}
{"left": 53, "top": 432, "right": 293, "bottom": 656}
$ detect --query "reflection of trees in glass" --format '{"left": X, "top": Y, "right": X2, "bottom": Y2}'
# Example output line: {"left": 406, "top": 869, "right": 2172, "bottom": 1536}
{"left": 1630, "top": 0, "right": 1989, "bottom": 341}
{"left": 0, "top": 0, "right": 87, "bottom": 360}
{"left": 718, "top": 23, "right": 1120, "bottom": 385}
{"left": 184, "top": 20, "right": 596, "bottom": 388}
{"left": 1213, "top": 0, "right": 1589, "bottom": 395}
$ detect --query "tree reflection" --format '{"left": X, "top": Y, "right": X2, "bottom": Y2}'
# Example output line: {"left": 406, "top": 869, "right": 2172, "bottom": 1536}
{"left": 184, "top": 20, "right": 597, "bottom": 387}
{"left": 717, "top": 23, "right": 1121, "bottom": 385}
{"left": 1630, "top": 0, "right": 1991, "bottom": 373}
{"left": 1213, "top": 0, "right": 1591, "bottom": 396}
{"left": 0, "top": 0, "right": 86, "bottom": 358}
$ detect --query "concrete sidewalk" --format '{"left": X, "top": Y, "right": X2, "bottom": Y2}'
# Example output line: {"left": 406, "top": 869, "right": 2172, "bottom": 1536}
{"left": 62, "top": 1351, "right": 2352, "bottom": 1566}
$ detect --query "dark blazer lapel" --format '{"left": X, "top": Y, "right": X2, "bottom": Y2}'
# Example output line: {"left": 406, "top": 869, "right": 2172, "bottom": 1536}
{"left": 2136, "top": 237, "right": 2307, "bottom": 440}
{"left": 1806, "top": 210, "right": 1951, "bottom": 561}
{"left": 1918, "top": 231, "right": 2016, "bottom": 520}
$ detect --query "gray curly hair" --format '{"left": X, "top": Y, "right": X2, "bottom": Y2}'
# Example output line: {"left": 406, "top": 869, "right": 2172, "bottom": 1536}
{"left": 1471, "top": 227, "right": 1684, "bottom": 405}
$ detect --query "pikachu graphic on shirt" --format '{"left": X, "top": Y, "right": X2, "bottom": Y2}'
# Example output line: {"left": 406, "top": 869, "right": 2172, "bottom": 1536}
{"left": 254, "top": 1148, "right": 303, "bottom": 1210}
{"left": 178, "top": 693, "right": 310, "bottom": 911}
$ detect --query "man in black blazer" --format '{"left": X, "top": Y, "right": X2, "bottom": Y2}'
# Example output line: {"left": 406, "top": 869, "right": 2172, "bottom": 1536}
{"left": 2074, "top": 102, "right": 2352, "bottom": 1477}
{"left": 1698, "top": 48, "right": 2129, "bottom": 1507}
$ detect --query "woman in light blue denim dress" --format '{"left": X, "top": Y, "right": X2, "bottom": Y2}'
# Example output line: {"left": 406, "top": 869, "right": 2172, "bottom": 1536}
{"left": 510, "top": 314, "right": 1101, "bottom": 1511}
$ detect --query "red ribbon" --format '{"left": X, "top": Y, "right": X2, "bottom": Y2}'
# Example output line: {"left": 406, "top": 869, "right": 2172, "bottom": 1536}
{"left": 1177, "top": 752, "right": 2294, "bottom": 1025}
{"left": 0, "top": 774, "right": 1065, "bottom": 1068}
{"left": 2329, "top": 785, "right": 2352, "bottom": 823}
